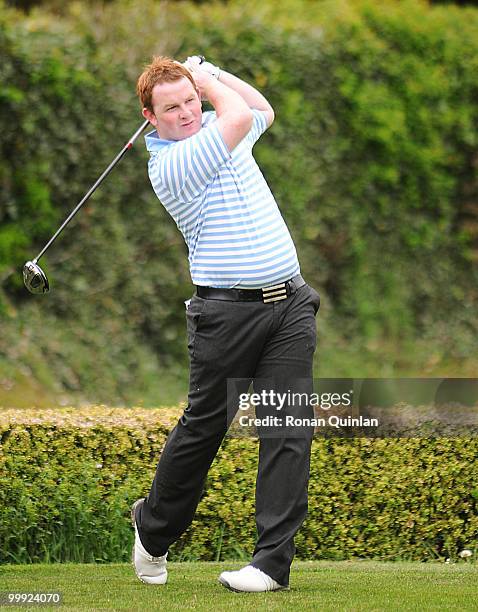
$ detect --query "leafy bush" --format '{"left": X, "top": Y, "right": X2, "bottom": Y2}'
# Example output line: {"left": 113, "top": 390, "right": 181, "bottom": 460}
{"left": 1, "top": 0, "right": 478, "bottom": 404}
{"left": 1, "top": 407, "right": 477, "bottom": 563}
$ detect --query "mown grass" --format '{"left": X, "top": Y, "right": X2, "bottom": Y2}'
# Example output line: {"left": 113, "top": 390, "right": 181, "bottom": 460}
{"left": 1, "top": 561, "right": 477, "bottom": 611}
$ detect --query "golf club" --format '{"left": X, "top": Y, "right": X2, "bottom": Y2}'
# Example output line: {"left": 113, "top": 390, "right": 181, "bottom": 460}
{"left": 23, "top": 119, "right": 150, "bottom": 294}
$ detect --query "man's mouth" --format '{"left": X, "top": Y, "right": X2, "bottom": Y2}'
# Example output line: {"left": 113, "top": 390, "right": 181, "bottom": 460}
{"left": 181, "top": 120, "right": 194, "bottom": 127}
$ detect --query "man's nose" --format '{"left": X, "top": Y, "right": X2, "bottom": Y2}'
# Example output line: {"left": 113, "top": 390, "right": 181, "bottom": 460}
{"left": 179, "top": 105, "right": 192, "bottom": 118}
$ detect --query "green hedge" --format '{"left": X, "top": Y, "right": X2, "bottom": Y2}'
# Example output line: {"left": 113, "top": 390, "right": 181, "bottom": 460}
{"left": 1, "top": 407, "right": 477, "bottom": 563}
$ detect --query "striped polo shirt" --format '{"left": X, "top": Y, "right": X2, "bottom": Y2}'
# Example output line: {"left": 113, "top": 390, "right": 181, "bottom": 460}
{"left": 144, "top": 109, "right": 300, "bottom": 288}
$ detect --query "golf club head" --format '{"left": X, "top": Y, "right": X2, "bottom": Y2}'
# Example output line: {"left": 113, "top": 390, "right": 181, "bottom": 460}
{"left": 23, "top": 261, "right": 50, "bottom": 294}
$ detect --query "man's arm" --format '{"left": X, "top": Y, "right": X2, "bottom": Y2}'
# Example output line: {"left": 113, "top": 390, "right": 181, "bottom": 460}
{"left": 188, "top": 68, "right": 253, "bottom": 153}
{"left": 185, "top": 56, "right": 274, "bottom": 129}
{"left": 215, "top": 71, "right": 275, "bottom": 128}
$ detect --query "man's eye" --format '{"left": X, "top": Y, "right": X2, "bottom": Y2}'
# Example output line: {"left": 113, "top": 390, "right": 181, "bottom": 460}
{"left": 167, "top": 106, "right": 177, "bottom": 111}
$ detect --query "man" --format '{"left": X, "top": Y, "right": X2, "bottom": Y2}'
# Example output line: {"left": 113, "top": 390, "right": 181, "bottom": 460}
{"left": 132, "top": 55, "right": 320, "bottom": 592}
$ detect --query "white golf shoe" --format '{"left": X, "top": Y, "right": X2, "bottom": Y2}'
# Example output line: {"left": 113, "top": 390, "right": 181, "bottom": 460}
{"left": 131, "top": 499, "right": 168, "bottom": 585}
{"left": 218, "top": 565, "right": 287, "bottom": 592}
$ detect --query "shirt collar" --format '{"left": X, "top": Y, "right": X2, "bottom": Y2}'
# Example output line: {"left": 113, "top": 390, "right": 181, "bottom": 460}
{"left": 144, "top": 112, "right": 213, "bottom": 153}
{"left": 144, "top": 129, "right": 173, "bottom": 153}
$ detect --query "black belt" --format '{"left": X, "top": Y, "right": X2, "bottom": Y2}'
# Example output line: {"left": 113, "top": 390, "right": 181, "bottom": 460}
{"left": 195, "top": 274, "right": 306, "bottom": 303}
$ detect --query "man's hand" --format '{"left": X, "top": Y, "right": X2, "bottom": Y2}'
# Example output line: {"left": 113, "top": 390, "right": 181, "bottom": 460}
{"left": 183, "top": 59, "right": 216, "bottom": 101}
{"left": 183, "top": 56, "right": 221, "bottom": 79}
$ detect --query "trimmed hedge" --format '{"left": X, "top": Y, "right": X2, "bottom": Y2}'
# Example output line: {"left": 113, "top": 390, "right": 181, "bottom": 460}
{"left": 1, "top": 407, "right": 477, "bottom": 563}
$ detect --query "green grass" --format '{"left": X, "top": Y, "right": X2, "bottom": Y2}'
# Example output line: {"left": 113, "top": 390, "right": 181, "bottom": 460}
{"left": 1, "top": 561, "right": 477, "bottom": 611}
{"left": 0, "top": 360, "right": 190, "bottom": 410}
{"left": 2, "top": 330, "right": 478, "bottom": 411}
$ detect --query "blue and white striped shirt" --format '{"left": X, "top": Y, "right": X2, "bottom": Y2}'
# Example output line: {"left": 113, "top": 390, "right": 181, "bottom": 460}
{"left": 145, "top": 110, "right": 300, "bottom": 288}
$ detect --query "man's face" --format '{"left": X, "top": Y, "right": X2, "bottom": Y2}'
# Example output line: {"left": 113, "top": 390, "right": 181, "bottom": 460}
{"left": 142, "top": 77, "right": 202, "bottom": 141}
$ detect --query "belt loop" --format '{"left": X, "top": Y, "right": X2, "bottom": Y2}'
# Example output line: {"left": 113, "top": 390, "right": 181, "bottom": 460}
{"left": 288, "top": 278, "right": 297, "bottom": 294}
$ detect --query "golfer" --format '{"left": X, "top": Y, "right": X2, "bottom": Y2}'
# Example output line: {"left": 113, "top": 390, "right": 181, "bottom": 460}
{"left": 132, "top": 55, "right": 320, "bottom": 592}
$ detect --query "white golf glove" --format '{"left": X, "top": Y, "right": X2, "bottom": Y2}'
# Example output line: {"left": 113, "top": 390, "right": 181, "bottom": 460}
{"left": 183, "top": 55, "right": 221, "bottom": 79}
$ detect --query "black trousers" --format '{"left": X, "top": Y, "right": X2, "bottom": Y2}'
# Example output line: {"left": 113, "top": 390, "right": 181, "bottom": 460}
{"left": 136, "top": 282, "right": 320, "bottom": 586}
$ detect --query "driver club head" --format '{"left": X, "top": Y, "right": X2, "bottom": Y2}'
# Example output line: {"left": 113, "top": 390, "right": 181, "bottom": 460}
{"left": 23, "top": 261, "right": 50, "bottom": 294}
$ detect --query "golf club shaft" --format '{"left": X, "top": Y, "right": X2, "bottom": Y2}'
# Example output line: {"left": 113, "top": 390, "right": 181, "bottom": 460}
{"left": 33, "top": 119, "right": 150, "bottom": 264}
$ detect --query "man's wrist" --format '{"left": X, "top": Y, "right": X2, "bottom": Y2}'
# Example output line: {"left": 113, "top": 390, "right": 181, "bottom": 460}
{"left": 201, "top": 76, "right": 225, "bottom": 97}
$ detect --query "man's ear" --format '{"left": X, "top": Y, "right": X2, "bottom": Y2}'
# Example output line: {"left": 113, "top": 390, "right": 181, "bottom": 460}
{"left": 142, "top": 107, "right": 157, "bottom": 127}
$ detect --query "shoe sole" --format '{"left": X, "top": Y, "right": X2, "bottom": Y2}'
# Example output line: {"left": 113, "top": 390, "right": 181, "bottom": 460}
{"left": 218, "top": 576, "right": 243, "bottom": 593}
{"left": 131, "top": 498, "right": 143, "bottom": 529}
{"left": 218, "top": 576, "right": 289, "bottom": 593}
{"left": 130, "top": 498, "right": 156, "bottom": 586}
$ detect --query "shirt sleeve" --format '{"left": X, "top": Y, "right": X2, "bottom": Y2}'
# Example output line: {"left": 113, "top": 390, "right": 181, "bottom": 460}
{"left": 245, "top": 109, "right": 268, "bottom": 147}
{"left": 149, "top": 121, "right": 231, "bottom": 201}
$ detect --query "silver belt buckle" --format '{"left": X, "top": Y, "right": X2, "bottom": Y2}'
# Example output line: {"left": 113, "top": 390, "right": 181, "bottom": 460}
{"left": 262, "top": 282, "right": 288, "bottom": 303}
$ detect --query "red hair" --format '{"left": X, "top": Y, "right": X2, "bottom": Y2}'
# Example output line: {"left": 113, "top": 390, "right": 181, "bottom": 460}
{"left": 136, "top": 56, "right": 196, "bottom": 111}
